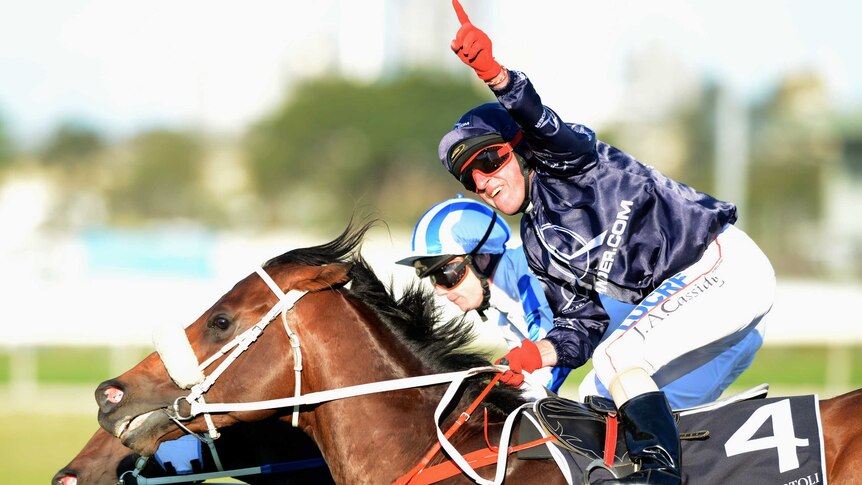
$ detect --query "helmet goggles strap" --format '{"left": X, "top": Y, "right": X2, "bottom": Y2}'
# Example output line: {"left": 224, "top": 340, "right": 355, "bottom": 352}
{"left": 453, "top": 211, "right": 498, "bottom": 273}
{"left": 458, "top": 211, "right": 498, "bottom": 322}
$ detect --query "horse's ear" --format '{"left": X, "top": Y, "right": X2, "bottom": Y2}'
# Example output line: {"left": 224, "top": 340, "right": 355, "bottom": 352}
{"left": 292, "top": 262, "right": 353, "bottom": 292}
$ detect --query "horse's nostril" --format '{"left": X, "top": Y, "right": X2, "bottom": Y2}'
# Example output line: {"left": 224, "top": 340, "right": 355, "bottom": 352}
{"left": 104, "top": 386, "right": 124, "bottom": 404}
{"left": 57, "top": 474, "right": 77, "bottom": 485}
{"left": 96, "top": 380, "right": 127, "bottom": 412}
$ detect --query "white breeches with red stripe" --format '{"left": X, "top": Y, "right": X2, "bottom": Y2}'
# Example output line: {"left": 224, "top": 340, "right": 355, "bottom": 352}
{"left": 591, "top": 225, "right": 775, "bottom": 394}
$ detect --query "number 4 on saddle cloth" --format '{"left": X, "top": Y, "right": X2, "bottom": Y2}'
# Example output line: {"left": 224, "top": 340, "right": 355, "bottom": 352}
{"left": 524, "top": 388, "right": 826, "bottom": 484}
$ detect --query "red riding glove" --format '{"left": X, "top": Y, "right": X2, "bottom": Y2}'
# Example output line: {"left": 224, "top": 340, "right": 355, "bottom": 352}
{"left": 450, "top": 0, "right": 503, "bottom": 82}
{"left": 495, "top": 339, "right": 543, "bottom": 388}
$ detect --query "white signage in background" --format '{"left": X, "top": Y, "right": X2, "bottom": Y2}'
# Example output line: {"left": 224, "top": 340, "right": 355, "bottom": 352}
{"left": 0, "top": 177, "right": 53, "bottom": 250}
{"left": 3, "top": 223, "right": 862, "bottom": 349}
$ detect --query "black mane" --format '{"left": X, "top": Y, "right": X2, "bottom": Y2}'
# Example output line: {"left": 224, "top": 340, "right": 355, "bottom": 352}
{"left": 266, "top": 221, "right": 526, "bottom": 413}
{"left": 264, "top": 219, "right": 372, "bottom": 269}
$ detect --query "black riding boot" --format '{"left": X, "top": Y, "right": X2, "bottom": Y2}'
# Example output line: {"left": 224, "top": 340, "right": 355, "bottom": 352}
{"left": 596, "top": 391, "right": 681, "bottom": 485}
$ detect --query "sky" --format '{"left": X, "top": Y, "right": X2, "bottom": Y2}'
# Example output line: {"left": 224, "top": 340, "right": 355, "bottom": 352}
{"left": 1, "top": 0, "right": 860, "bottom": 143}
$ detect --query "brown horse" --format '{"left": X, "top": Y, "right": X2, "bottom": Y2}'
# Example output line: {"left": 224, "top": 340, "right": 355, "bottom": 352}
{"left": 820, "top": 388, "right": 862, "bottom": 484}
{"left": 53, "top": 419, "right": 334, "bottom": 485}
{"left": 94, "top": 224, "right": 563, "bottom": 483}
{"left": 93, "top": 224, "right": 862, "bottom": 484}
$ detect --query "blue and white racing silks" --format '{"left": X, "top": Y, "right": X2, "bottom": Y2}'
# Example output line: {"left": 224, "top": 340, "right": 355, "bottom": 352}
{"left": 489, "top": 246, "right": 570, "bottom": 392}
{"left": 492, "top": 70, "right": 738, "bottom": 369}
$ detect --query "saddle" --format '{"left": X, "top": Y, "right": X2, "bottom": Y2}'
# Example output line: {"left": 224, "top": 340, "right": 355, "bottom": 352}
{"left": 533, "top": 395, "right": 636, "bottom": 478}
{"left": 530, "top": 385, "right": 771, "bottom": 482}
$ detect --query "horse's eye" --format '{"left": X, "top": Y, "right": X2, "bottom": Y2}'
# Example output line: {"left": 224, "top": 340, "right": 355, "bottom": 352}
{"left": 209, "top": 316, "right": 231, "bottom": 331}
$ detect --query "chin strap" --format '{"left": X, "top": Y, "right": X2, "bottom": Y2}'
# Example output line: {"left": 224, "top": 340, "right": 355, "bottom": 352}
{"left": 464, "top": 210, "right": 499, "bottom": 322}
{"left": 473, "top": 272, "right": 492, "bottom": 322}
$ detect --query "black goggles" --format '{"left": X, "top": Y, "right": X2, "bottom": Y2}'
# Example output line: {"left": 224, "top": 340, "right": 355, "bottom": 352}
{"left": 420, "top": 257, "right": 470, "bottom": 289}
{"left": 457, "top": 143, "right": 515, "bottom": 192}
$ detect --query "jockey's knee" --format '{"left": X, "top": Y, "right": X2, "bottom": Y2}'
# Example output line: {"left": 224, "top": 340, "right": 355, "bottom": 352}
{"left": 607, "top": 367, "right": 658, "bottom": 406}
{"left": 592, "top": 333, "right": 648, "bottom": 386}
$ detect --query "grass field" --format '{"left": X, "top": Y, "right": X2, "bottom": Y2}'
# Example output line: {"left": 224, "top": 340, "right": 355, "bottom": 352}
{"left": 2, "top": 345, "right": 860, "bottom": 485}
{"left": 0, "top": 413, "right": 97, "bottom": 484}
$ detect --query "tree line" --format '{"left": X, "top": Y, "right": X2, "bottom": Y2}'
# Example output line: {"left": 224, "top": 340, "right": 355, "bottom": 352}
{"left": 0, "top": 71, "right": 853, "bottom": 277}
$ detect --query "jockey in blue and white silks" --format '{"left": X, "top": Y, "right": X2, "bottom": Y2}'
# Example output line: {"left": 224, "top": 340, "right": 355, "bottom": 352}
{"left": 397, "top": 196, "right": 570, "bottom": 394}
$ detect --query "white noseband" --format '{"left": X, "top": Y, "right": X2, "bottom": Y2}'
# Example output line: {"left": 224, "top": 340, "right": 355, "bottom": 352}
{"left": 153, "top": 323, "right": 205, "bottom": 389}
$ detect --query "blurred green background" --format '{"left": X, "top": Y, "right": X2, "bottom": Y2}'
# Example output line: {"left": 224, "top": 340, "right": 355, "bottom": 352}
{"left": 2, "top": 1, "right": 861, "bottom": 484}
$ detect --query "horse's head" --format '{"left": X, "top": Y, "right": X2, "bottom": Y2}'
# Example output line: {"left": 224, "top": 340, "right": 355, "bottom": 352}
{"left": 95, "top": 227, "right": 359, "bottom": 456}
{"left": 94, "top": 221, "right": 526, "bottom": 483}
{"left": 52, "top": 429, "right": 149, "bottom": 485}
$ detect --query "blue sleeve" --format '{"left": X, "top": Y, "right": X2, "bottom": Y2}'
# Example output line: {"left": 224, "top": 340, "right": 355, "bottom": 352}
{"left": 494, "top": 70, "right": 598, "bottom": 175}
{"left": 517, "top": 274, "right": 550, "bottom": 341}
{"left": 516, "top": 270, "right": 576, "bottom": 392}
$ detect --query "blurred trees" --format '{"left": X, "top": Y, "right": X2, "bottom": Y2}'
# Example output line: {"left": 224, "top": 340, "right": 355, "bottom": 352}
{"left": 38, "top": 121, "right": 106, "bottom": 196}
{"left": 673, "top": 83, "right": 720, "bottom": 194}
{"left": 106, "top": 129, "right": 217, "bottom": 224}
{"left": 34, "top": 121, "right": 108, "bottom": 230}
{"left": 0, "top": 115, "right": 13, "bottom": 171}
{"left": 747, "top": 73, "right": 837, "bottom": 275}
{"left": 597, "top": 82, "right": 720, "bottom": 195}
{"left": 1, "top": 69, "right": 857, "bottom": 277}
{"left": 40, "top": 122, "right": 104, "bottom": 169}
{"left": 2, "top": 72, "right": 492, "bottom": 231}
{"left": 244, "top": 72, "right": 490, "bottom": 230}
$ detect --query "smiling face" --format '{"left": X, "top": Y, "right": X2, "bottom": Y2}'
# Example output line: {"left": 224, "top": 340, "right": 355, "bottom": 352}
{"left": 472, "top": 157, "right": 528, "bottom": 215}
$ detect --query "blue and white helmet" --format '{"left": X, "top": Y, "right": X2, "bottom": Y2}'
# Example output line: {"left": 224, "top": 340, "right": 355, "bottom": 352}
{"left": 397, "top": 196, "right": 510, "bottom": 275}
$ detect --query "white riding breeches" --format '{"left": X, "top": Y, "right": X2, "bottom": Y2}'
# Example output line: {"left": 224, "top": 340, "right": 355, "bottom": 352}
{"left": 590, "top": 225, "right": 775, "bottom": 390}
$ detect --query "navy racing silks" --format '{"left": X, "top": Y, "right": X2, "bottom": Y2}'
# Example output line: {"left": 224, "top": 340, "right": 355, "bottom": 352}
{"left": 491, "top": 70, "right": 737, "bottom": 368}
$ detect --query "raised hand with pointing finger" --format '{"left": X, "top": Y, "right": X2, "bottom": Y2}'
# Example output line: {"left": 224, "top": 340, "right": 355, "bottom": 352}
{"left": 450, "top": 0, "right": 504, "bottom": 84}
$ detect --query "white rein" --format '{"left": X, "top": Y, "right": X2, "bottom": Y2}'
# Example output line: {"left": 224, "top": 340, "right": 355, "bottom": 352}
{"left": 156, "top": 265, "right": 521, "bottom": 484}
{"left": 159, "top": 266, "right": 504, "bottom": 425}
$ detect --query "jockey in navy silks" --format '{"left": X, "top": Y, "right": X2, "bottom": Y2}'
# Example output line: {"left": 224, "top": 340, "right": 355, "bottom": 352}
{"left": 437, "top": 2, "right": 776, "bottom": 483}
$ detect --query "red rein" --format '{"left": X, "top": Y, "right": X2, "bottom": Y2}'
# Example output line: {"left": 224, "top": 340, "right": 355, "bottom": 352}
{"left": 392, "top": 373, "right": 555, "bottom": 485}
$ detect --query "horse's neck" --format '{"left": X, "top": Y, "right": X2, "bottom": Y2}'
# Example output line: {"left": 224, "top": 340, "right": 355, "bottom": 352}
{"left": 311, "top": 386, "right": 451, "bottom": 482}
{"left": 300, "top": 295, "right": 454, "bottom": 483}
{"left": 296, "top": 291, "right": 563, "bottom": 482}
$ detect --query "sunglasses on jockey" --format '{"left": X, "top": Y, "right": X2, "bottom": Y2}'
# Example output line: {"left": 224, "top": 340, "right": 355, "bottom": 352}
{"left": 411, "top": 212, "right": 499, "bottom": 290}
{"left": 422, "top": 256, "right": 471, "bottom": 289}
{"left": 457, "top": 143, "right": 516, "bottom": 193}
